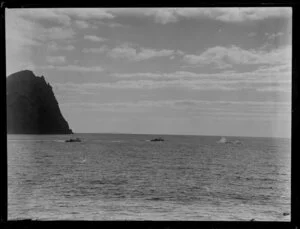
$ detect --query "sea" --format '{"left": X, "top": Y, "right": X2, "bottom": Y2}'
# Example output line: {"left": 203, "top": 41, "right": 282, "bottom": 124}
{"left": 7, "top": 133, "right": 291, "bottom": 221}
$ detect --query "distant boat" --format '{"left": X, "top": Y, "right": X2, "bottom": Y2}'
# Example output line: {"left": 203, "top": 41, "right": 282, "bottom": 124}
{"left": 65, "top": 137, "right": 81, "bottom": 143}
{"left": 232, "top": 140, "right": 242, "bottom": 145}
{"left": 217, "top": 137, "right": 227, "bottom": 144}
{"left": 217, "top": 137, "right": 242, "bottom": 145}
{"left": 150, "top": 137, "right": 164, "bottom": 142}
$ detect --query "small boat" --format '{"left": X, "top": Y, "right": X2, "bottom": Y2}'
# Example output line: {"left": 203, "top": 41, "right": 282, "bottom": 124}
{"left": 217, "top": 137, "right": 227, "bottom": 144}
{"left": 150, "top": 137, "right": 164, "bottom": 142}
{"left": 65, "top": 137, "right": 81, "bottom": 143}
{"left": 232, "top": 140, "right": 242, "bottom": 145}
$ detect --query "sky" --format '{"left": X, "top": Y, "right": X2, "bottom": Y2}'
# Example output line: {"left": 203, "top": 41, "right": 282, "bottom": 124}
{"left": 6, "top": 8, "right": 292, "bottom": 137}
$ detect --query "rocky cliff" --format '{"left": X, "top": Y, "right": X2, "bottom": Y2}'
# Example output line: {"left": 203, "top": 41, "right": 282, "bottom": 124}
{"left": 7, "top": 70, "right": 73, "bottom": 134}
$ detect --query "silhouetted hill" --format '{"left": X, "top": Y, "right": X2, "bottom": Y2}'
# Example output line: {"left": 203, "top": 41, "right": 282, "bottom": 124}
{"left": 7, "top": 70, "right": 73, "bottom": 134}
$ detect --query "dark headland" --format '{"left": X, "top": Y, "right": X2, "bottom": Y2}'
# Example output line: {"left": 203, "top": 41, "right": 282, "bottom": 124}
{"left": 7, "top": 70, "right": 73, "bottom": 134}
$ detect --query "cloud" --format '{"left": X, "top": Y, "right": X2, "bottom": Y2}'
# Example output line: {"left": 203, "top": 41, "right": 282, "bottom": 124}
{"left": 248, "top": 32, "right": 256, "bottom": 37}
{"left": 256, "top": 85, "right": 291, "bottom": 93}
{"left": 9, "top": 8, "right": 291, "bottom": 32}
{"left": 46, "top": 56, "right": 66, "bottom": 64}
{"left": 266, "top": 32, "right": 285, "bottom": 40}
{"left": 183, "top": 45, "right": 291, "bottom": 68}
{"left": 74, "top": 20, "right": 90, "bottom": 29}
{"left": 111, "top": 63, "right": 291, "bottom": 81}
{"left": 108, "top": 66, "right": 291, "bottom": 92}
{"left": 57, "top": 98, "right": 290, "bottom": 120}
{"left": 55, "top": 8, "right": 114, "bottom": 20}
{"left": 15, "top": 8, "right": 114, "bottom": 24}
{"left": 49, "top": 79, "right": 239, "bottom": 91}
{"left": 6, "top": 11, "right": 41, "bottom": 47}
{"left": 82, "top": 45, "right": 109, "bottom": 53}
{"left": 255, "top": 63, "right": 291, "bottom": 73}
{"left": 111, "top": 71, "right": 224, "bottom": 79}
{"left": 112, "top": 72, "right": 164, "bottom": 78}
{"left": 108, "top": 43, "right": 175, "bottom": 61}
{"left": 6, "top": 10, "right": 75, "bottom": 46}
{"left": 96, "top": 21, "right": 127, "bottom": 28}
{"left": 56, "top": 89, "right": 290, "bottom": 111}
{"left": 6, "top": 9, "right": 76, "bottom": 73}
{"left": 208, "top": 8, "right": 291, "bottom": 22}
{"left": 47, "top": 42, "right": 75, "bottom": 51}
{"left": 5, "top": 18, "right": 73, "bottom": 73}
{"left": 38, "top": 65, "right": 104, "bottom": 72}
{"left": 107, "top": 7, "right": 291, "bottom": 24}
{"left": 84, "top": 35, "right": 107, "bottom": 42}
{"left": 39, "top": 27, "right": 75, "bottom": 41}
{"left": 6, "top": 10, "right": 41, "bottom": 74}
{"left": 146, "top": 9, "right": 178, "bottom": 24}
{"left": 15, "top": 8, "right": 71, "bottom": 26}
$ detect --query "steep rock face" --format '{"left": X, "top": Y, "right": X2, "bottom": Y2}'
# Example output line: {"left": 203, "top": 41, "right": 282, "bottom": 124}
{"left": 7, "top": 70, "right": 73, "bottom": 134}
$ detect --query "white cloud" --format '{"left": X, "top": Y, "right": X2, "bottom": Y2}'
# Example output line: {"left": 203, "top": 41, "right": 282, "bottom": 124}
{"left": 183, "top": 45, "right": 291, "bottom": 68}
{"left": 14, "top": 8, "right": 115, "bottom": 24}
{"left": 47, "top": 42, "right": 75, "bottom": 51}
{"left": 108, "top": 43, "right": 175, "bottom": 61}
{"left": 46, "top": 56, "right": 66, "bottom": 64}
{"left": 38, "top": 64, "right": 104, "bottom": 72}
{"left": 6, "top": 10, "right": 41, "bottom": 74}
{"left": 64, "top": 45, "right": 75, "bottom": 51}
{"left": 5, "top": 10, "right": 74, "bottom": 74}
{"left": 255, "top": 64, "right": 291, "bottom": 75}
{"left": 256, "top": 85, "right": 291, "bottom": 93}
{"left": 74, "top": 20, "right": 90, "bottom": 29}
{"left": 6, "top": 11, "right": 41, "bottom": 47}
{"left": 111, "top": 63, "right": 291, "bottom": 80}
{"left": 107, "top": 7, "right": 291, "bottom": 24}
{"left": 96, "top": 21, "right": 127, "bottom": 28}
{"left": 39, "top": 27, "right": 75, "bottom": 41}
{"left": 209, "top": 8, "right": 291, "bottom": 22}
{"left": 48, "top": 79, "right": 238, "bottom": 91}
{"left": 82, "top": 45, "right": 108, "bottom": 53}
{"left": 109, "top": 66, "right": 291, "bottom": 92}
{"left": 57, "top": 98, "right": 290, "bottom": 119}
{"left": 112, "top": 71, "right": 227, "bottom": 79}
{"left": 8, "top": 8, "right": 291, "bottom": 32}
{"left": 84, "top": 35, "right": 107, "bottom": 42}
{"left": 16, "top": 8, "right": 71, "bottom": 26}
{"left": 266, "top": 32, "right": 285, "bottom": 40}
{"left": 6, "top": 10, "right": 75, "bottom": 46}
{"left": 55, "top": 8, "right": 114, "bottom": 20}
{"left": 248, "top": 32, "right": 256, "bottom": 37}
{"left": 146, "top": 9, "right": 178, "bottom": 24}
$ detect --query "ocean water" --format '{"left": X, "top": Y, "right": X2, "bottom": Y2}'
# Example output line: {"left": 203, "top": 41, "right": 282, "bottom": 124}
{"left": 7, "top": 134, "right": 291, "bottom": 221}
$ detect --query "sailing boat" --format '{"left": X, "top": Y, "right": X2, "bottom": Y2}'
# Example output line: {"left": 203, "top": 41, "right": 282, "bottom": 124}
{"left": 217, "top": 137, "right": 227, "bottom": 144}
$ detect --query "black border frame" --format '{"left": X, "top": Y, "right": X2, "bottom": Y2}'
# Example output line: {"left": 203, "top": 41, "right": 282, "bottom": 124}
{"left": 1, "top": 1, "right": 299, "bottom": 229}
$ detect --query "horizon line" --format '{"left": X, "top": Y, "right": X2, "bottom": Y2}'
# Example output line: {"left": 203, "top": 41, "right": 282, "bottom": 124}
{"left": 70, "top": 132, "right": 291, "bottom": 139}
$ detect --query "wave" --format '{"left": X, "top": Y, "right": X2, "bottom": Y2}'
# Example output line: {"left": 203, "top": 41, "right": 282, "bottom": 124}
{"left": 147, "top": 197, "right": 165, "bottom": 201}
{"left": 8, "top": 139, "right": 66, "bottom": 142}
{"left": 87, "top": 179, "right": 128, "bottom": 186}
